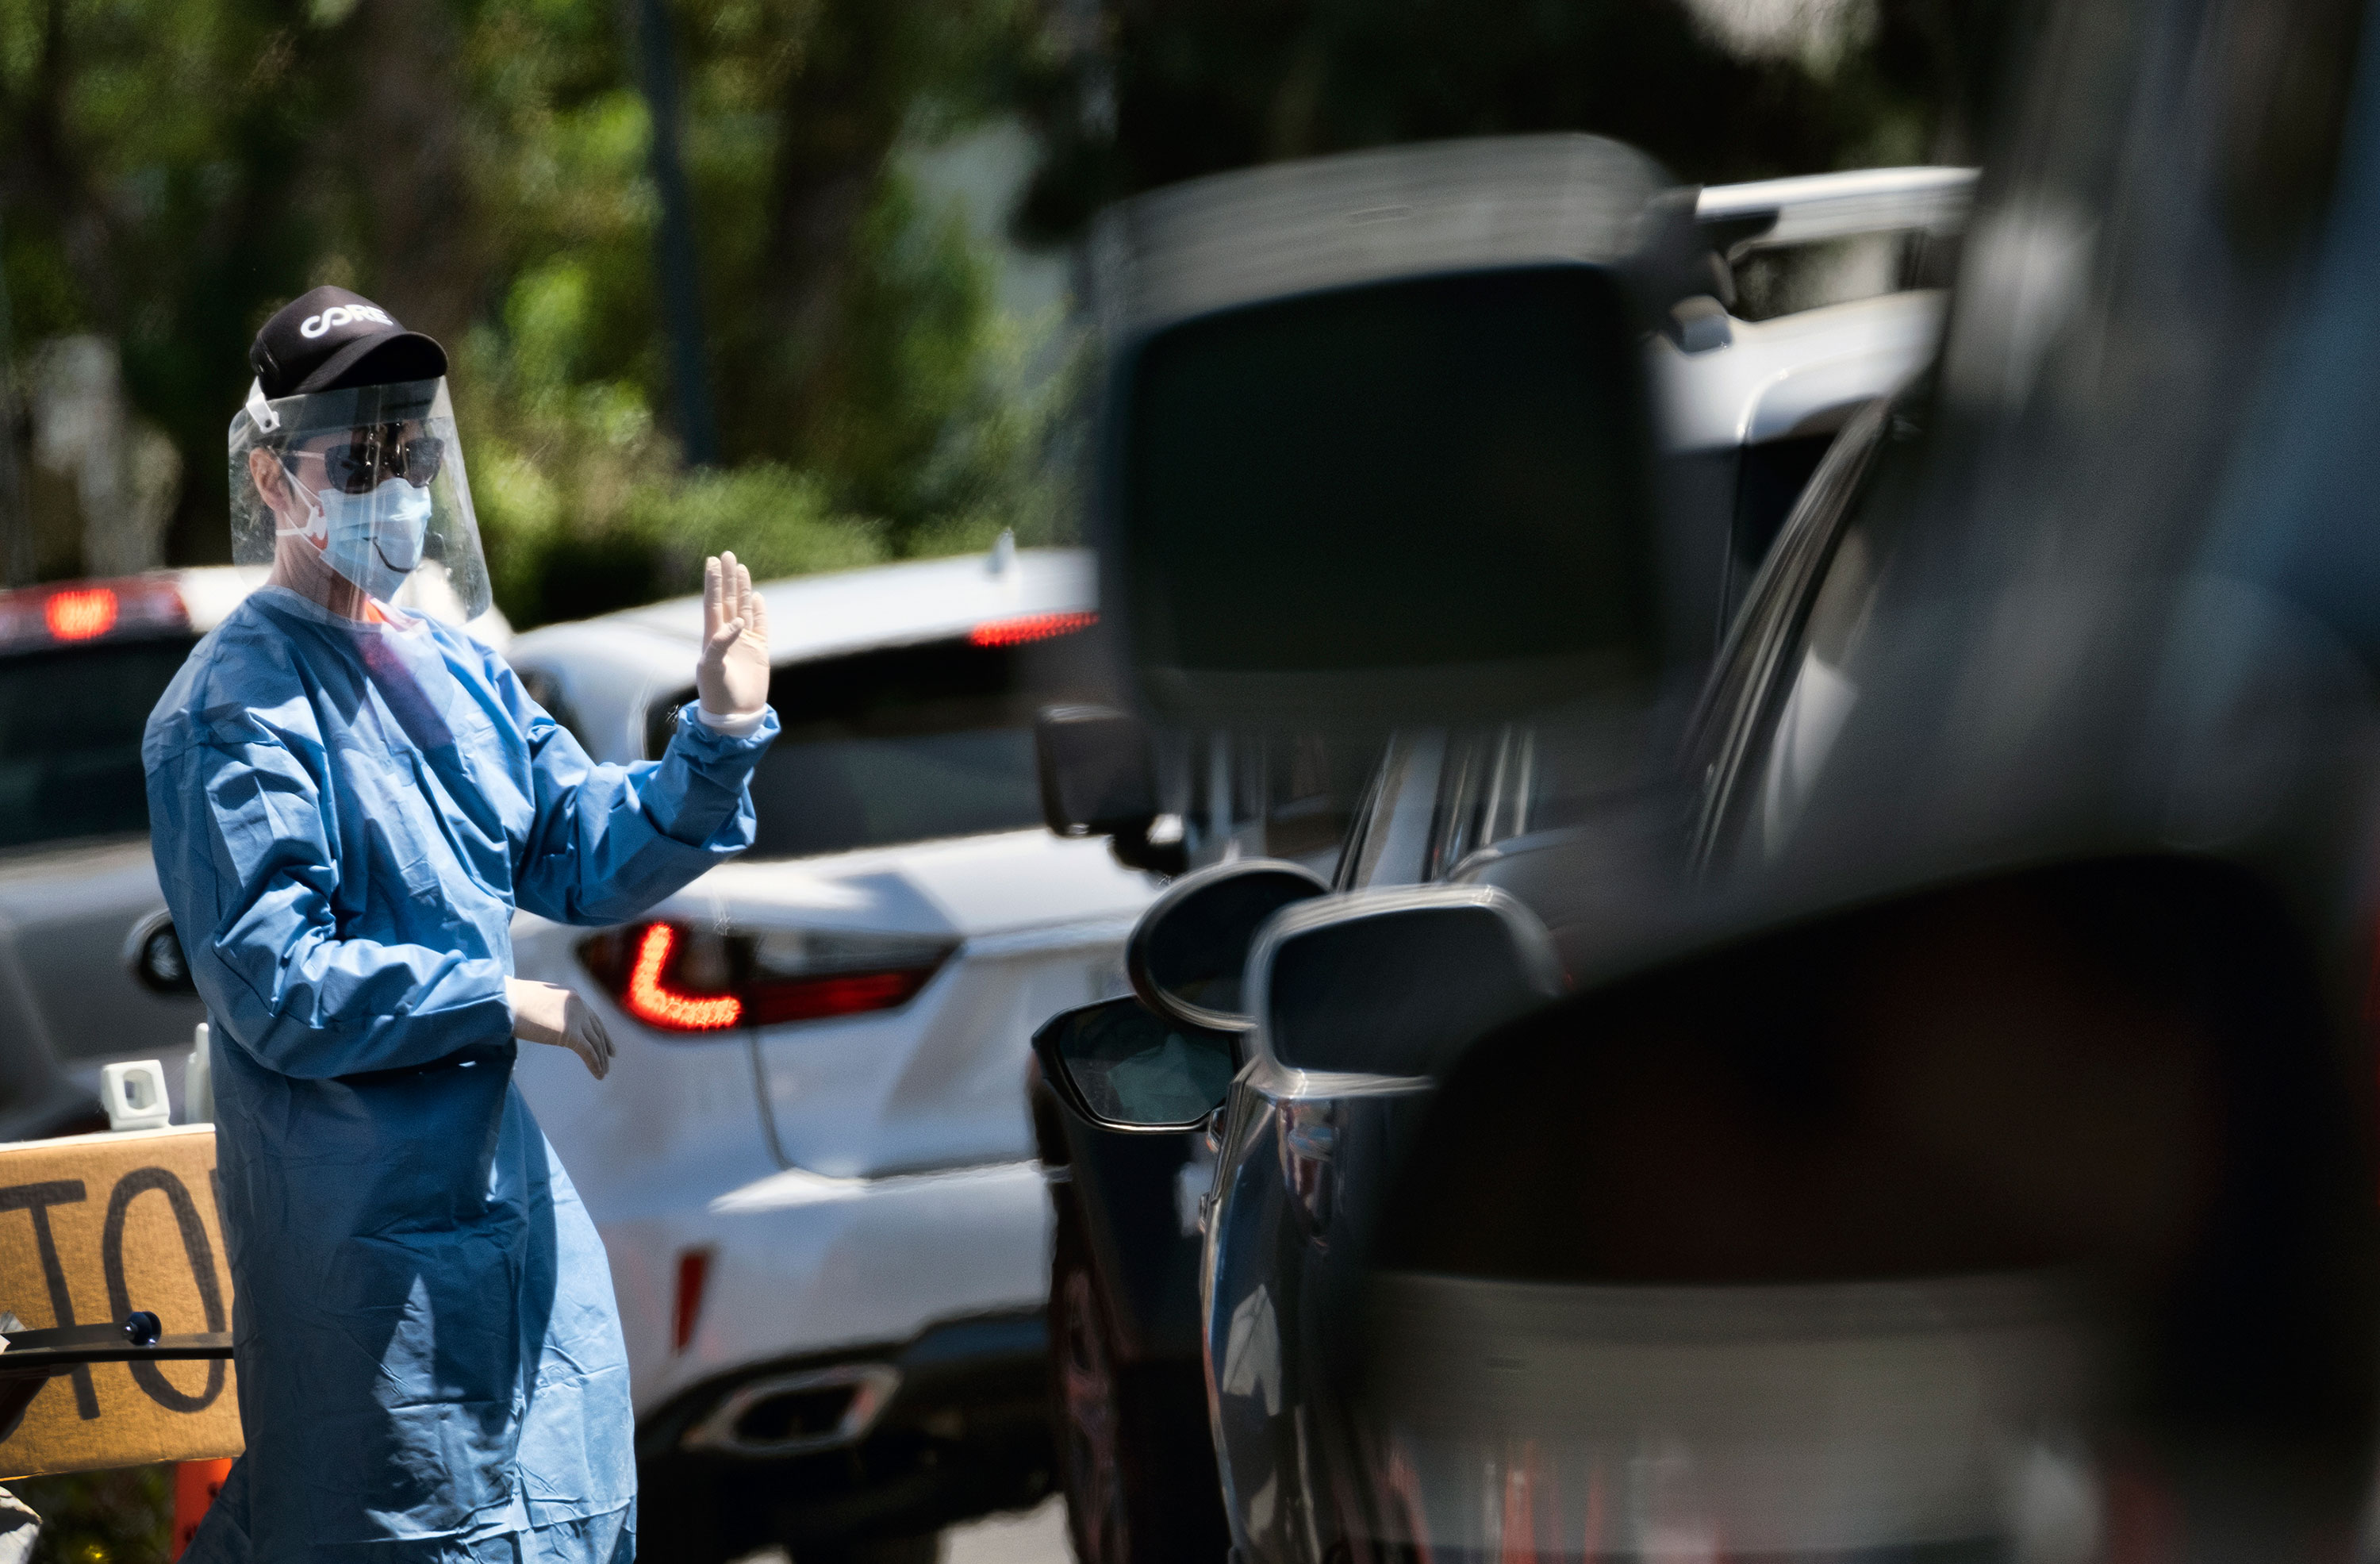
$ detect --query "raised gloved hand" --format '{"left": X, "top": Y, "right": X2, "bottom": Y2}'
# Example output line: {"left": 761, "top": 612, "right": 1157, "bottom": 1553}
{"left": 697, "top": 551, "right": 770, "bottom": 717}
{"left": 507, "top": 978, "right": 614, "bottom": 1080}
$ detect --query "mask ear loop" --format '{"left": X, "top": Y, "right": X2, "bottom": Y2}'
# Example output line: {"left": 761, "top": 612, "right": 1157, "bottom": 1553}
{"left": 272, "top": 453, "right": 330, "bottom": 546}
{"left": 248, "top": 377, "right": 326, "bottom": 542}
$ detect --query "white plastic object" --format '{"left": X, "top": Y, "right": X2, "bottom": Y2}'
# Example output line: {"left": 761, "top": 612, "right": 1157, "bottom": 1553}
{"left": 184, "top": 1023, "right": 214, "bottom": 1126}
{"left": 1695, "top": 166, "right": 1978, "bottom": 254}
{"left": 101, "top": 1060, "right": 173, "bottom": 1132}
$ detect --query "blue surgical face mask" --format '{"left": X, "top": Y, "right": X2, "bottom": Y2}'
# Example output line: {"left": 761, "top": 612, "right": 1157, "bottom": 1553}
{"left": 282, "top": 474, "right": 430, "bottom": 602}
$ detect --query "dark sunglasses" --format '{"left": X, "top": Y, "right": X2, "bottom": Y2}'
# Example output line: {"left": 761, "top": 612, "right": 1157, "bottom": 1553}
{"left": 283, "top": 425, "right": 445, "bottom": 495}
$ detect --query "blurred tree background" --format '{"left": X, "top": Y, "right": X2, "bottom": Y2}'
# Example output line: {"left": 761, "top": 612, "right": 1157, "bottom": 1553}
{"left": 0, "top": 0, "right": 1998, "bottom": 629}
{"left": 10, "top": 1465, "right": 172, "bottom": 1564}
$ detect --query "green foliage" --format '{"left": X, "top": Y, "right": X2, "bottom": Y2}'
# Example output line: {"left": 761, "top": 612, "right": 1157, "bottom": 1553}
{"left": 2, "top": 0, "right": 1069, "bottom": 623}
{"left": 444, "top": 0, "right": 1075, "bottom": 621}
{"left": 629, "top": 463, "right": 889, "bottom": 585}
{"left": 1, "top": 0, "right": 1993, "bottom": 621}
{"left": 1013, "top": 0, "right": 2000, "bottom": 241}
{"left": 455, "top": 305, "right": 894, "bottom": 624}
{"left": 1, "top": 0, "right": 340, "bottom": 566}
{"left": 10, "top": 1466, "right": 171, "bottom": 1564}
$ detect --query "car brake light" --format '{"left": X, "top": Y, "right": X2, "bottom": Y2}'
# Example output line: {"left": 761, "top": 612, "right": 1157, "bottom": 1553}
{"left": 673, "top": 1247, "right": 712, "bottom": 1354}
{"left": 969, "top": 610, "right": 1096, "bottom": 648}
{"left": 0, "top": 576, "right": 188, "bottom": 652}
{"left": 627, "top": 924, "right": 743, "bottom": 1030}
{"left": 46, "top": 588, "right": 119, "bottom": 641}
{"left": 580, "top": 921, "right": 957, "bottom": 1036}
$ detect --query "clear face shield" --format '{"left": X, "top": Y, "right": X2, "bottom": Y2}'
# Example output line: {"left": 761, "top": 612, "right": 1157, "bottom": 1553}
{"left": 228, "top": 377, "right": 490, "bottom": 624}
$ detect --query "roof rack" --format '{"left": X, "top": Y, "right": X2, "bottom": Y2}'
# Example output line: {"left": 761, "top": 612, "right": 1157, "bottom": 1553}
{"left": 1696, "top": 166, "right": 1977, "bottom": 259}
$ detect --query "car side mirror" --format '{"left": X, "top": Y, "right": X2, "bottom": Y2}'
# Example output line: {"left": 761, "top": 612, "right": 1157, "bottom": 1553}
{"left": 1034, "top": 705, "right": 1184, "bottom": 875}
{"left": 1033, "top": 994, "right": 1240, "bottom": 1132}
{"left": 1248, "top": 887, "right": 1563, "bottom": 1078}
{"left": 1127, "top": 859, "right": 1332, "bottom": 1030}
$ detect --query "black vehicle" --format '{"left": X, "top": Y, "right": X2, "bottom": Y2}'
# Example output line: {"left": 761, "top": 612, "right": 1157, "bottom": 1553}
{"left": 1029, "top": 720, "right": 1366, "bottom": 1564}
{"left": 1036, "top": 396, "right": 1905, "bottom": 1563}
{"left": 1335, "top": 0, "right": 2380, "bottom": 1538}
{"left": 1054, "top": 0, "right": 2380, "bottom": 1553}
{"left": 1027, "top": 132, "right": 1962, "bottom": 1562}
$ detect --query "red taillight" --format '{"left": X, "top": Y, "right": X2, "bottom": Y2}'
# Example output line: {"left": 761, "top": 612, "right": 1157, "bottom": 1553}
{"left": 582, "top": 921, "right": 955, "bottom": 1036}
{"left": 626, "top": 924, "right": 743, "bottom": 1031}
{"left": 672, "top": 1247, "right": 712, "bottom": 1355}
{"left": 0, "top": 575, "right": 187, "bottom": 652}
{"left": 745, "top": 966, "right": 941, "bottom": 1027}
{"left": 969, "top": 610, "right": 1096, "bottom": 648}
{"left": 45, "top": 587, "right": 119, "bottom": 641}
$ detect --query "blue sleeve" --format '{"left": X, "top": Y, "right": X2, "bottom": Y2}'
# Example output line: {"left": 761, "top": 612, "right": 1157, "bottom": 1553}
{"left": 152, "top": 732, "right": 515, "bottom": 1081}
{"left": 503, "top": 673, "right": 780, "bottom": 928}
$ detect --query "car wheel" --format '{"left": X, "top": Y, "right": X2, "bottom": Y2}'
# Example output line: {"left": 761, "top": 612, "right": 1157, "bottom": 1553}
{"left": 1055, "top": 1251, "right": 1131, "bottom": 1564}
{"left": 1050, "top": 1208, "right": 1230, "bottom": 1564}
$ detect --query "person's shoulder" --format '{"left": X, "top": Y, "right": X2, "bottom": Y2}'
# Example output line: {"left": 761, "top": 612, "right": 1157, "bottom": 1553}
{"left": 413, "top": 609, "right": 494, "bottom": 662}
{"left": 143, "top": 598, "right": 317, "bottom": 763}
{"left": 417, "top": 613, "right": 528, "bottom": 700}
{"left": 213, "top": 598, "right": 321, "bottom": 687}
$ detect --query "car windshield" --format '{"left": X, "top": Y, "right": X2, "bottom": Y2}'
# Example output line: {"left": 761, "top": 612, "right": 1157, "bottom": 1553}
{"left": 648, "top": 632, "right": 1094, "bottom": 859}
{"left": 1423, "top": 701, "right": 1663, "bottom": 877}
{"left": 0, "top": 636, "right": 198, "bottom": 852}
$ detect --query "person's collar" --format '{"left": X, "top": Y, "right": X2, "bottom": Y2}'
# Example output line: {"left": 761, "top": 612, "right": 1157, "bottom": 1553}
{"left": 255, "top": 583, "right": 422, "bottom": 633}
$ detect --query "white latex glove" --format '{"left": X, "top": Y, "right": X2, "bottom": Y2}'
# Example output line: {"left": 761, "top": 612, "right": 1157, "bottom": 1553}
{"left": 696, "top": 551, "right": 770, "bottom": 717}
{"left": 507, "top": 978, "right": 615, "bottom": 1080}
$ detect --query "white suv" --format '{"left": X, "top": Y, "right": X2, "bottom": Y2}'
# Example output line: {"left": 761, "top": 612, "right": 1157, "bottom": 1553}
{"left": 501, "top": 540, "right": 1157, "bottom": 1562}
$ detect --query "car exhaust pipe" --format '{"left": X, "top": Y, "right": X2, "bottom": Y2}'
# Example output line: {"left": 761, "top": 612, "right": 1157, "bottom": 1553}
{"left": 682, "top": 1362, "right": 902, "bottom": 1457}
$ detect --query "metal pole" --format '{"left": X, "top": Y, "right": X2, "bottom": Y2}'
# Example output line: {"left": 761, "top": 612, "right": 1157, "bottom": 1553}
{"left": 624, "top": 0, "right": 720, "bottom": 467}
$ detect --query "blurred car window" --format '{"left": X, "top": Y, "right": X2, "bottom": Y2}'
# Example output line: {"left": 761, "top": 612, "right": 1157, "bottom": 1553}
{"left": 1752, "top": 520, "right": 1886, "bottom": 855}
{"left": 1446, "top": 702, "right": 1666, "bottom": 869}
{"left": 1679, "top": 398, "right": 1902, "bottom": 867}
{"left": 1729, "top": 433, "right": 1835, "bottom": 586}
{"left": 1262, "top": 734, "right": 1361, "bottom": 862}
{"left": 1157, "top": 729, "right": 1373, "bottom": 871}
{"left": 0, "top": 636, "right": 198, "bottom": 852}
{"left": 648, "top": 636, "right": 1071, "bottom": 859}
{"left": 1419, "top": 402, "right": 1908, "bottom": 881}
{"left": 1338, "top": 732, "right": 1445, "bottom": 889}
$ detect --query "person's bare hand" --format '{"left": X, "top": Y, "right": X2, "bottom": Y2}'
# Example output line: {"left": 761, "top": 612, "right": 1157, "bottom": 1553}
{"left": 507, "top": 978, "right": 614, "bottom": 1080}
{"left": 697, "top": 551, "right": 770, "bottom": 716}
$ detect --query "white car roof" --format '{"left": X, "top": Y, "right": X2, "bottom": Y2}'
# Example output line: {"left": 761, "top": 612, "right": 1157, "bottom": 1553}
{"left": 512, "top": 542, "right": 1092, "bottom": 677}
{"left": 1697, "top": 167, "right": 1975, "bottom": 255}
{"left": 505, "top": 541, "right": 1096, "bottom": 763}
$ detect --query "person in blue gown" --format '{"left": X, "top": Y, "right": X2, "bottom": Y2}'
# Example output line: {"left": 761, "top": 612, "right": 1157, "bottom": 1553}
{"left": 144, "top": 288, "right": 777, "bottom": 1562}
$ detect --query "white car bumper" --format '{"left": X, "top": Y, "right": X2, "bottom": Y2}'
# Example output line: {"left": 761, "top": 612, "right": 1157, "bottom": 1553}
{"left": 610, "top": 1155, "right": 1053, "bottom": 1420}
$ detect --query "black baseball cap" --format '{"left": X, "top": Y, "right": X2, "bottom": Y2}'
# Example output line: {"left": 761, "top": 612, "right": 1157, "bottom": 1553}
{"left": 249, "top": 286, "right": 447, "bottom": 400}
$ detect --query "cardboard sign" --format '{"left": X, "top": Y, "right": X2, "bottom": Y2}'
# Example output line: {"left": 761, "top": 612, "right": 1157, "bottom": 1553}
{"left": 0, "top": 1125, "right": 240, "bottom": 1476}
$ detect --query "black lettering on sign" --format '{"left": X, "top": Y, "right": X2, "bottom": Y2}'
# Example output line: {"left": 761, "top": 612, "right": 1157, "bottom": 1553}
{"left": 102, "top": 1169, "right": 226, "bottom": 1413}
{"left": 0, "top": 1182, "right": 96, "bottom": 1420}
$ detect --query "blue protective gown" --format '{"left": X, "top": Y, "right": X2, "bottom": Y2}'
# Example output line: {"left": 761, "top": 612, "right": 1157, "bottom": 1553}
{"left": 143, "top": 586, "right": 777, "bottom": 1564}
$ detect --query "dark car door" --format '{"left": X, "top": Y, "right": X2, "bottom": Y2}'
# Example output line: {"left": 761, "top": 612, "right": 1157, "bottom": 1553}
{"left": 1195, "top": 393, "right": 1913, "bottom": 1564}
{"left": 1033, "top": 727, "right": 1371, "bottom": 1564}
